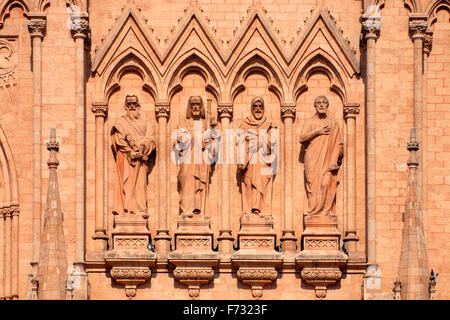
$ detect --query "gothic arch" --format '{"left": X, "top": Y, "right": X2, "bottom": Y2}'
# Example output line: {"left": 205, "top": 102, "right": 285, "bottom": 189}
{"left": 101, "top": 48, "right": 160, "bottom": 102}
{"left": 426, "top": 0, "right": 450, "bottom": 26}
{"left": 0, "top": 122, "right": 19, "bottom": 300}
{"left": 164, "top": 50, "right": 223, "bottom": 103}
{"left": 403, "top": 0, "right": 423, "bottom": 13}
{"left": 290, "top": 49, "right": 348, "bottom": 103}
{"left": 0, "top": 0, "right": 30, "bottom": 27}
{"left": 227, "top": 50, "right": 287, "bottom": 103}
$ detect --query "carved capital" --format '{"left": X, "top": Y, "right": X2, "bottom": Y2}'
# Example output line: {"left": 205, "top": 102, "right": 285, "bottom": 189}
{"left": 91, "top": 102, "right": 107, "bottom": 117}
{"left": 361, "top": 15, "right": 380, "bottom": 40}
{"left": 155, "top": 102, "right": 170, "bottom": 119}
{"left": 217, "top": 103, "right": 233, "bottom": 120}
{"left": 344, "top": 103, "right": 360, "bottom": 119}
{"left": 70, "top": 15, "right": 89, "bottom": 40}
{"left": 27, "top": 19, "right": 46, "bottom": 39}
{"left": 409, "top": 15, "right": 428, "bottom": 39}
{"left": 10, "top": 202, "right": 19, "bottom": 217}
{"left": 3, "top": 206, "right": 12, "bottom": 218}
{"left": 281, "top": 102, "right": 296, "bottom": 120}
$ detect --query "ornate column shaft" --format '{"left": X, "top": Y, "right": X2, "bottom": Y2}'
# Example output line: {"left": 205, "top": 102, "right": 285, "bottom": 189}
{"left": 92, "top": 102, "right": 108, "bottom": 249}
{"left": 362, "top": 15, "right": 380, "bottom": 267}
{"left": 280, "top": 102, "right": 296, "bottom": 252}
{"left": 70, "top": 13, "right": 89, "bottom": 299}
{"left": 343, "top": 103, "right": 360, "bottom": 255}
{"left": 154, "top": 101, "right": 171, "bottom": 255}
{"left": 27, "top": 13, "right": 46, "bottom": 277}
{"left": 217, "top": 102, "right": 234, "bottom": 254}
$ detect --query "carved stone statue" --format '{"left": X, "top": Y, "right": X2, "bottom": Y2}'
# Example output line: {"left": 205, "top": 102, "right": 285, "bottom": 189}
{"left": 173, "top": 96, "right": 216, "bottom": 217}
{"left": 237, "top": 96, "right": 277, "bottom": 215}
{"left": 299, "top": 96, "right": 343, "bottom": 216}
{"left": 111, "top": 95, "right": 156, "bottom": 217}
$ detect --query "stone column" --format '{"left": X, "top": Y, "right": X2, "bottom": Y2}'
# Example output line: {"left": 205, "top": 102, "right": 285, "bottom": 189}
{"left": 0, "top": 206, "right": 4, "bottom": 299}
{"left": 361, "top": 15, "right": 380, "bottom": 268}
{"left": 154, "top": 101, "right": 171, "bottom": 255}
{"left": 70, "top": 13, "right": 89, "bottom": 299}
{"left": 4, "top": 206, "right": 11, "bottom": 299}
{"left": 343, "top": 103, "right": 360, "bottom": 256}
{"left": 280, "top": 102, "right": 296, "bottom": 252}
{"left": 10, "top": 203, "right": 19, "bottom": 299}
{"left": 409, "top": 15, "right": 428, "bottom": 238}
{"left": 27, "top": 13, "right": 46, "bottom": 278}
{"left": 217, "top": 103, "right": 234, "bottom": 254}
{"left": 91, "top": 102, "right": 108, "bottom": 250}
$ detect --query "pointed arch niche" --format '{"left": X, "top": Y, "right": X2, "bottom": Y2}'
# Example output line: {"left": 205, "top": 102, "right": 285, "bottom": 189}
{"left": 293, "top": 57, "right": 348, "bottom": 247}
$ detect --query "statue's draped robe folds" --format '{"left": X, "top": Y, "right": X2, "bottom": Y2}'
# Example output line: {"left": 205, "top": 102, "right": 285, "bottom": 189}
{"left": 237, "top": 116, "right": 277, "bottom": 215}
{"left": 301, "top": 115, "right": 343, "bottom": 216}
{"left": 111, "top": 115, "right": 155, "bottom": 215}
{"left": 174, "top": 120, "right": 216, "bottom": 215}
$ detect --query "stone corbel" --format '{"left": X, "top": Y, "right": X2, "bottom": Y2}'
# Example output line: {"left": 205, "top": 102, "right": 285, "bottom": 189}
{"left": 300, "top": 266, "right": 343, "bottom": 299}
{"left": 172, "top": 265, "right": 216, "bottom": 299}
{"left": 110, "top": 265, "right": 152, "bottom": 299}
{"left": 236, "top": 265, "right": 278, "bottom": 299}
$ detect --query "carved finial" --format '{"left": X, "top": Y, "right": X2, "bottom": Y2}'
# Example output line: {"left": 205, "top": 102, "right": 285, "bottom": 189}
{"left": 47, "top": 128, "right": 59, "bottom": 169}
{"left": 393, "top": 277, "right": 402, "bottom": 300}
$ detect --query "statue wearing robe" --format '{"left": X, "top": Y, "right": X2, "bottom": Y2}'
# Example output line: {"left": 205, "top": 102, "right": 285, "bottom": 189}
{"left": 237, "top": 96, "right": 277, "bottom": 215}
{"left": 111, "top": 95, "right": 155, "bottom": 217}
{"left": 173, "top": 96, "right": 217, "bottom": 217}
{"left": 299, "top": 96, "right": 343, "bottom": 216}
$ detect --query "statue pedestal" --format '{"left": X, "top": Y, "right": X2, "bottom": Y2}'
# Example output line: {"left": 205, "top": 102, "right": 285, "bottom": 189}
{"left": 168, "top": 215, "right": 219, "bottom": 299}
{"left": 105, "top": 214, "right": 156, "bottom": 299}
{"left": 296, "top": 215, "right": 347, "bottom": 299}
{"left": 232, "top": 214, "right": 283, "bottom": 299}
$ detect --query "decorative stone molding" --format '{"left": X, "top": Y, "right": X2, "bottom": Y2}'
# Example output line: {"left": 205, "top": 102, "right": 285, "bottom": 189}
{"left": 110, "top": 266, "right": 152, "bottom": 299}
{"left": 70, "top": 14, "right": 90, "bottom": 40}
{"left": 217, "top": 103, "right": 233, "bottom": 120}
{"left": 173, "top": 267, "right": 215, "bottom": 298}
{"left": 237, "top": 267, "right": 278, "bottom": 299}
{"left": 27, "top": 18, "right": 46, "bottom": 39}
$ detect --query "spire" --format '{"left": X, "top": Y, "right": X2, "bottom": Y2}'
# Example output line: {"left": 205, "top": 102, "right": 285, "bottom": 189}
{"left": 37, "top": 129, "right": 68, "bottom": 299}
{"left": 398, "top": 128, "right": 429, "bottom": 299}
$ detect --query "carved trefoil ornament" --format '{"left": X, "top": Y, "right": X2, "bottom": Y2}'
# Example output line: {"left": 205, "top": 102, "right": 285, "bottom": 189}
{"left": 0, "top": 40, "right": 17, "bottom": 89}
